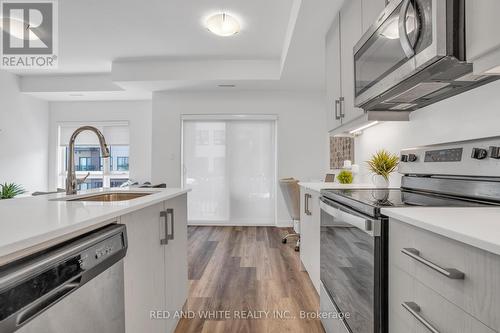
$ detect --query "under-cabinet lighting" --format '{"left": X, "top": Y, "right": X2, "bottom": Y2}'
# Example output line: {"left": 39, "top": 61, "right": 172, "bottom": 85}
{"left": 485, "top": 65, "right": 500, "bottom": 75}
{"left": 349, "top": 121, "right": 379, "bottom": 134}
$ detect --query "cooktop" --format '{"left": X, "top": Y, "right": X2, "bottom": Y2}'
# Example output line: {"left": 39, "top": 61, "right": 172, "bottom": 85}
{"left": 321, "top": 188, "right": 496, "bottom": 218}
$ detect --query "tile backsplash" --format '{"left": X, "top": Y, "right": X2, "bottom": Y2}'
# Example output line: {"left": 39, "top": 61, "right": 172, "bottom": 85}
{"left": 330, "top": 136, "right": 354, "bottom": 169}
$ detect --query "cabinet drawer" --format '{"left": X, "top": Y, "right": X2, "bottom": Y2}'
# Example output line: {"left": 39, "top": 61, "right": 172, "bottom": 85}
{"left": 390, "top": 265, "right": 495, "bottom": 333}
{"left": 389, "top": 220, "right": 500, "bottom": 330}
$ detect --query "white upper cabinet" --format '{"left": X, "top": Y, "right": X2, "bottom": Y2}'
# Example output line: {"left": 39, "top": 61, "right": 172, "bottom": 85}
{"left": 361, "top": 0, "right": 386, "bottom": 34}
{"left": 325, "top": 14, "right": 342, "bottom": 132}
{"left": 466, "top": 0, "right": 500, "bottom": 75}
{"left": 340, "top": 0, "right": 365, "bottom": 123}
{"left": 326, "top": 0, "right": 388, "bottom": 132}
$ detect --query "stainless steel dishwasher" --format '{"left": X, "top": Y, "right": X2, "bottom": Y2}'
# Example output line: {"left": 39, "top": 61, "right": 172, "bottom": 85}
{"left": 0, "top": 224, "right": 128, "bottom": 333}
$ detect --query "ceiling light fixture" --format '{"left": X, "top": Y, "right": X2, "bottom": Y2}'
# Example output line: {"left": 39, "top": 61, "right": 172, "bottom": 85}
{"left": 217, "top": 84, "right": 236, "bottom": 88}
{"left": 205, "top": 13, "right": 240, "bottom": 37}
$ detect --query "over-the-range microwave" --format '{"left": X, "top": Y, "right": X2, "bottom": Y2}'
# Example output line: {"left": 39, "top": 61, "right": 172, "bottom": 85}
{"left": 353, "top": 0, "right": 499, "bottom": 112}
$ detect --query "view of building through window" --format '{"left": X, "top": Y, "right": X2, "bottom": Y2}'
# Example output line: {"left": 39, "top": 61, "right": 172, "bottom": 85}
{"left": 59, "top": 145, "right": 130, "bottom": 190}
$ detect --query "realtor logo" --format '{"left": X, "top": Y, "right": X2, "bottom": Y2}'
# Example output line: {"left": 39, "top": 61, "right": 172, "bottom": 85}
{"left": 1, "top": 0, "right": 58, "bottom": 68}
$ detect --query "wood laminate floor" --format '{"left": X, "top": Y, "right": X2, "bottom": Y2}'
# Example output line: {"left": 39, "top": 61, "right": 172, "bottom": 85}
{"left": 174, "top": 226, "right": 325, "bottom": 333}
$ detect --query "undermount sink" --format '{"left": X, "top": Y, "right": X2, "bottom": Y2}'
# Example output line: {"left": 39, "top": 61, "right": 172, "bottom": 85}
{"left": 68, "top": 192, "right": 153, "bottom": 202}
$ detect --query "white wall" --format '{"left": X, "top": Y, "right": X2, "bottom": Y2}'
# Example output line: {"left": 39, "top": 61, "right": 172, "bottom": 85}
{"left": 151, "top": 91, "right": 327, "bottom": 226}
{"left": 49, "top": 100, "right": 152, "bottom": 189}
{"left": 355, "top": 79, "right": 500, "bottom": 185}
{"left": 0, "top": 71, "right": 49, "bottom": 193}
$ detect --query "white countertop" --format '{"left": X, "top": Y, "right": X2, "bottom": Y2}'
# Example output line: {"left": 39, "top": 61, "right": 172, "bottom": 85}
{"left": 0, "top": 187, "right": 189, "bottom": 265}
{"left": 298, "top": 182, "right": 376, "bottom": 192}
{"left": 382, "top": 207, "right": 500, "bottom": 256}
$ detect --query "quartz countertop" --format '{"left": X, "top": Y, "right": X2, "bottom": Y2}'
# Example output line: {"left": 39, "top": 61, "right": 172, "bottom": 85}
{"left": 298, "top": 182, "right": 377, "bottom": 192}
{"left": 381, "top": 207, "right": 500, "bottom": 256}
{"left": 0, "top": 187, "right": 189, "bottom": 265}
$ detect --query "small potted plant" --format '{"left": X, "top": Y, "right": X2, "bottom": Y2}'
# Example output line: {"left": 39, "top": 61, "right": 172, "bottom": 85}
{"left": 0, "top": 183, "right": 26, "bottom": 199}
{"left": 366, "top": 150, "right": 399, "bottom": 188}
{"left": 337, "top": 170, "right": 353, "bottom": 184}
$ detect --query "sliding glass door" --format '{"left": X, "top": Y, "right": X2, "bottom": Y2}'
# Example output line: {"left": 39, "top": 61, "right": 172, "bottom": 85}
{"left": 182, "top": 117, "right": 276, "bottom": 225}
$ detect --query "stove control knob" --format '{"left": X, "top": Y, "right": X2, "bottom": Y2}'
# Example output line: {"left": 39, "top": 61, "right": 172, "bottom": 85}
{"left": 489, "top": 146, "right": 500, "bottom": 159}
{"left": 400, "top": 154, "right": 409, "bottom": 162}
{"left": 408, "top": 154, "right": 418, "bottom": 162}
{"left": 471, "top": 148, "right": 488, "bottom": 160}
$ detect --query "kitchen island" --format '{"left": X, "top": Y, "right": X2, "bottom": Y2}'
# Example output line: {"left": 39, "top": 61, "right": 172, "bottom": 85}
{"left": 0, "top": 187, "right": 189, "bottom": 333}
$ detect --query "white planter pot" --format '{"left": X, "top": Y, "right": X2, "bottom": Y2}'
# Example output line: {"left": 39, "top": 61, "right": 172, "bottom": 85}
{"left": 372, "top": 174, "right": 389, "bottom": 188}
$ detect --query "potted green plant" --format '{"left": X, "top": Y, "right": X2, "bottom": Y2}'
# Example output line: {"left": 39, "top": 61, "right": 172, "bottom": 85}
{"left": 337, "top": 170, "right": 353, "bottom": 184}
{"left": 366, "top": 150, "right": 399, "bottom": 188}
{"left": 0, "top": 183, "right": 26, "bottom": 199}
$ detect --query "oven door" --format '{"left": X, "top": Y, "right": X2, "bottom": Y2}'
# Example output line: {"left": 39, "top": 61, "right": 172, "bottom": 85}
{"left": 320, "top": 197, "right": 386, "bottom": 333}
{"left": 354, "top": 0, "right": 445, "bottom": 108}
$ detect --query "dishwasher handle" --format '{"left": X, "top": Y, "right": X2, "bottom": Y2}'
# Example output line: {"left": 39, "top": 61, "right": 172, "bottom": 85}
{"left": 16, "top": 276, "right": 82, "bottom": 326}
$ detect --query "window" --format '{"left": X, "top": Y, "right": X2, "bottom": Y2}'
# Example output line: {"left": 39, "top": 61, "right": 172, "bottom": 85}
{"left": 116, "top": 157, "right": 129, "bottom": 171}
{"left": 182, "top": 118, "right": 277, "bottom": 225}
{"left": 195, "top": 130, "right": 209, "bottom": 145}
{"left": 57, "top": 122, "right": 130, "bottom": 191}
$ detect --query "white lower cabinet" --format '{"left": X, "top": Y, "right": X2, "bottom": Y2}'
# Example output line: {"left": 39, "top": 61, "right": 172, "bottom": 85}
{"left": 389, "top": 218, "right": 500, "bottom": 333}
{"left": 163, "top": 194, "right": 189, "bottom": 332}
{"left": 299, "top": 187, "right": 321, "bottom": 294}
{"left": 121, "top": 194, "right": 188, "bottom": 333}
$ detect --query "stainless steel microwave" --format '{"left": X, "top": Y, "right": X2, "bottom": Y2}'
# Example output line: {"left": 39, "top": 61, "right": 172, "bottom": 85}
{"left": 354, "top": 0, "right": 498, "bottom": 112}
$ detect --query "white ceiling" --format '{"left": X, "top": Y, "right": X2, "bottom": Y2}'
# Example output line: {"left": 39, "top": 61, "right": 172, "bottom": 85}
{"left": 18, "top": 0, "right": 293, "bottom": 74}
{"left": 10, "top": 0, "right": 344, "bottom": 100}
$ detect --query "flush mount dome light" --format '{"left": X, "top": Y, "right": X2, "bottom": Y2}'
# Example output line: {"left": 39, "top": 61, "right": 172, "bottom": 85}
{"left": 205, "top": 13, "right": 240, "bottom": 37}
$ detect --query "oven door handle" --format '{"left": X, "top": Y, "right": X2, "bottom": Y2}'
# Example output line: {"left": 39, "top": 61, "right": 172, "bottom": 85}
{"left": 320, "top": 199, "right": 380, "bottom": 237}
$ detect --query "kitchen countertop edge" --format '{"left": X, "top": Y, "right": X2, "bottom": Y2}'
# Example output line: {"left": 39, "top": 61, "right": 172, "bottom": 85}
{"left": 382, "top": 207, "right": 500, "bottom": 256}
{"left": 0, "top": 188, "right": 190, "bottom": 265}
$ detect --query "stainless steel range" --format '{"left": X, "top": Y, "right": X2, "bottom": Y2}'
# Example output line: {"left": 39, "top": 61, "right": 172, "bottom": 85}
{"left": 319, "top": 136, "right": 500, "bottom": 333}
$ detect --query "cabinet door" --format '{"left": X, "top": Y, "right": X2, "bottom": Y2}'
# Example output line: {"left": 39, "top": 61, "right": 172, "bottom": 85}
{"left": 163, "top": 194, "right": 189, "bottom": 333}
{"left": 340, "top": 0, "right": 365, "bottom": 123}
{"left": 300, "top": 188, "right": 311, "bottom": 271}
{"left": 299, "top": 189, "right": 320, "bottom": 294}
{"left": 326, "top": 14, "right": 343, "bottom": 132}
{"left": 307, "top": 191, "right": 321, "bottom": 293}
{"left": 362, "top": 0, "right": 386, "bottom": 34}
{"left": 121, "top": 202, "right": 167, "bottom": 333}
{"left": 466, "top": 0, "right": 500, "bottom": 74}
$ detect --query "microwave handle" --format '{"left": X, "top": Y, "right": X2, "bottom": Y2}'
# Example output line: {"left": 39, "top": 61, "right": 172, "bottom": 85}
{"left": 399, "top": 0, "right": 416, "bottom": 58}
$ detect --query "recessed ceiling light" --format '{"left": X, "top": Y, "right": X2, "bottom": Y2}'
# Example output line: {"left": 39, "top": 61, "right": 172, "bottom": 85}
{"left": 69, "top": 93, "right": 84, "bottom": 97}
{"left": 205, "top": 13, "right": 240, "bottom": 37}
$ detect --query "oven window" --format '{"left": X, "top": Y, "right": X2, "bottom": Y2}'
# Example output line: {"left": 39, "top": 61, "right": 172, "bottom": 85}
{"left": 355, "top": 1, "right": 420, "bottom": 97}
{"left": 320, "top": 208, "right": 375, "bottom": 333}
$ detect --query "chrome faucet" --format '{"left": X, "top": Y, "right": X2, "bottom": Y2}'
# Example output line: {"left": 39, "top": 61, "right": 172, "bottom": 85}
{"left": 66, "top": 126, "right": 110, "bottom": 195}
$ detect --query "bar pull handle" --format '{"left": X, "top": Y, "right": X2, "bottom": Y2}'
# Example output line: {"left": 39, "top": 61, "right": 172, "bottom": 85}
{"left": 402, "top": 302, "right": 440, "bottom": 333}
{"left": 334, "top": 99, "right": 341, "bottom": 120}
{"left": 17, "top": 277, "right": 82, "bottom": 326}
{"left": 305, "top": 193, "right": 312, "bottom": 216}
{"left": 160, "top": 210, "right": 168, "bottom": 245}
{"left": 166, "top": 208, "right": 174, "bottom": 240}
{"left": 401, "top": 248, "right": 465, "bottom": 279}
{"left": 339, "top": 96, "right": 345, "bottom": 118}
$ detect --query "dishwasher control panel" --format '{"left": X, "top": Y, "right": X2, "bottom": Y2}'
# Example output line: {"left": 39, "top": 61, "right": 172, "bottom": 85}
{"left": 79, "top": 232, "right": 126, "bottom": 270}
